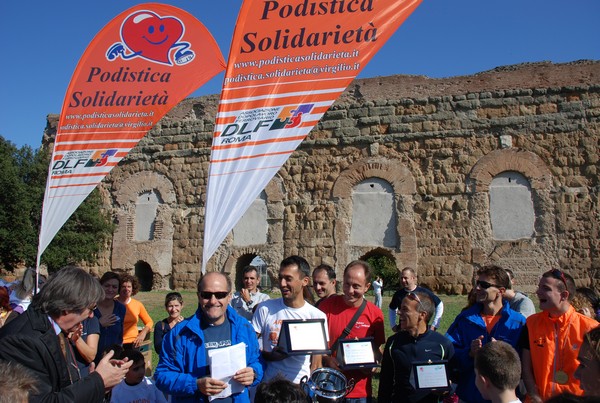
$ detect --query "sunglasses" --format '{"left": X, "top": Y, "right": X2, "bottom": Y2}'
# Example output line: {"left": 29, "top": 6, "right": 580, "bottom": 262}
{"left": 199, "top": 291, "right": 229, "bottom": 300}
{"left": 407, "top": 292, "right": 424, "bottom": 308}
{"left": 548, "top": 269, "right": 567, "bottom": 288}
{"left": 476, "top": 280, "right": 501, "bottom": 290}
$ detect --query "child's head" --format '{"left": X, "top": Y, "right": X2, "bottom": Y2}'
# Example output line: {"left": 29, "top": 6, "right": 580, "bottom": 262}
{"left": 0, "top": 360, "right": 38, "bottom": 403}
{"left": 122, "top": 350, "right": 146, "bottom": 385}
{"left": 254, "top": 375, "right": 307, "bottom": 403}
{"left": 102, "top": 344, "right": 124, "bottom": 359}
{"left": 474, "top": 341, "right": 521, "bottom": 400}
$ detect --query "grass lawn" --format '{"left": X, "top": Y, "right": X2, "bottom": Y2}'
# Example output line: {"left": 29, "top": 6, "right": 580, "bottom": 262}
{"left": 136, "top": 290, "right": 468, "bottom": 400}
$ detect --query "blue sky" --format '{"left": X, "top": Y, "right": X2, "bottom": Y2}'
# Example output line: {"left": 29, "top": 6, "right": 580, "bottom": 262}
{"left": 1, "top": 0, "right": 599, "bottom": 148}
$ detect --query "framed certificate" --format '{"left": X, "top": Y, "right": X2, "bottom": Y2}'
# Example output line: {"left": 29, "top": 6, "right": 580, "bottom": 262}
{"left": 411, "top": 360, "right": 451, "bottom": 391}
{"left": 277, "top": 319, "right": 330, "bottom": 356}
{"left": 336, "top": 337, "right": 379, "bottom": 369}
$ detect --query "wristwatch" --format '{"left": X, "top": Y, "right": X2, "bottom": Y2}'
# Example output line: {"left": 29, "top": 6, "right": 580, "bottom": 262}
{"left": 246, "top": 299, "right": 253, "bottom": 307}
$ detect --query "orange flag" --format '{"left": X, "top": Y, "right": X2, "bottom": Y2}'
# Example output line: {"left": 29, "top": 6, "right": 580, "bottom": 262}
{"left": 38, "top": 3, "right": 225, "bottom": 266}
{"left": 203, "top": 0, "right": 422, "bottom": 269}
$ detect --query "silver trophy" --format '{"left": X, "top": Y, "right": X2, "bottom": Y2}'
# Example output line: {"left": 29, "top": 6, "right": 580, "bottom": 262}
{"left": 300, "top": 367, "right": 355, "bottom": 402}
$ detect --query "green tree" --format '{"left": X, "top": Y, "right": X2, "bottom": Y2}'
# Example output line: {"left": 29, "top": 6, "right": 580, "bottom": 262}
{"left": 365, "top": 254, "right": 399, "bottom": 293}
{"left": 0, "top": 138, "right": 37, "bottom": 268}
{"left": 0, "top": 135, "right": 114, "bottom": 273}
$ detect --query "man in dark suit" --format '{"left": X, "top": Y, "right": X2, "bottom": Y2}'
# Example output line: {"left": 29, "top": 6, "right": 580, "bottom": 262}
{"left": 0, "top": 266, "right": 132, "bottom": 402}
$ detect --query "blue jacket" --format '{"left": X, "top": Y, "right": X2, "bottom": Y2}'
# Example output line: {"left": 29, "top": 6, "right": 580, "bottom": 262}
{"left": 154, "top": 306, "right": 263, "bottom": 403}
{"left": 445, "top": 302, "right": 525, "bottom": 403}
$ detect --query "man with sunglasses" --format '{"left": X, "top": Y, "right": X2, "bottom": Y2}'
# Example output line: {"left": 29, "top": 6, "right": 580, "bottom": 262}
{"left": 519, "top": 269, "right": 597, "bottom": 403}
{"left": 378, "top": 290, "right": 456, "bottom": 403}
{"left": 155, "top": 272, "right": 263, "bottom": 402}
{"left": 445, "top": 265, "right": 526, "bottom": 403}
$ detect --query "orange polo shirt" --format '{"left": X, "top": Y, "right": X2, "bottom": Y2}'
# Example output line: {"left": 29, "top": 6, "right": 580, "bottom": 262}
{"left": 525, "top": 306, "right": 597, "bottom": 400}
{"left": 122, "top": 298, "right": 153, "bottom": 344}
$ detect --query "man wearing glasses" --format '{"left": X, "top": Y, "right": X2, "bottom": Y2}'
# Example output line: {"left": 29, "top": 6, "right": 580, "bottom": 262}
{"left": 519, "top": 269, "right": 598, "bottom": 403}
{"left": 378, "top": 290, "right": 456, "bottom": 403}
{"left": 155, "top": 272, "right": 263, "bottom": 402}
{"left": 445, "top": 265, "right": 526, "bottom": 403}
{"left": 0, "top": 266, "right": 132, "bottom": 401}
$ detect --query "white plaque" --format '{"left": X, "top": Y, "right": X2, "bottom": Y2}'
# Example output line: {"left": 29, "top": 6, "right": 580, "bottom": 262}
{"left": 412, "top": 361, "right": 450, "bottom": 391}
{"left": 336, "top": 338, "right": 378, "bottom": 369}
{"left": 277, "top": 319, "right": 330, "bottom": 355}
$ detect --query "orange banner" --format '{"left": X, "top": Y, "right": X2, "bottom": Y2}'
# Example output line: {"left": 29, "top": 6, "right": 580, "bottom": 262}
{"left": 38, "top": 4, "right": 225, "bottom": 265}
{"left": 203, "top": 0, "right": 422, "bottom": 269}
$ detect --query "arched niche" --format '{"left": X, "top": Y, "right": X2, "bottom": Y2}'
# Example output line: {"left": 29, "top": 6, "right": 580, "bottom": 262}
{"left": 111, "top": 171, "right": 176, "bottom": 289}
{"left": 350, "top": 178, "right": 397, "bottom": 247}
{"left": 221, "top": 248, "right": 278, "bottom": 292}
{"left": 489, "top": 171, "right": 535, "bottom": 240}
{"left": 134, "top": 260, "right": 154, "bottom": 291}
{"left": 332, "top": 158, "right": 417, "bottom": 274}
{"left": 467, "top": 148, "right": 557, "bottom": 293}
{"left": 467, "top": 149, "right": 552, "bottom": 193}
{"left": 135, "top": 190, "right": 162, "bottom": 241}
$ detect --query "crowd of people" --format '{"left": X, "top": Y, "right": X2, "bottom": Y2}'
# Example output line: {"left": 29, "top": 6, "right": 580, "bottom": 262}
{"left": 0, "top": 260, "right": 598, "bottom": 403}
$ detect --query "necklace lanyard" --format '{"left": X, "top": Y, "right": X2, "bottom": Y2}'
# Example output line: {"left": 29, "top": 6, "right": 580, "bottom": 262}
{"left": 58, "top": 332, "right": 81, "bottom": 384}
{"left": 553, "top": 312, "right": 574, "bottom": 386}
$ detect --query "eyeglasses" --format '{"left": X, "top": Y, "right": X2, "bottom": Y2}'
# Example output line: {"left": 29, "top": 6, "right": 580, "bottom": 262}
{"left": 548, "top": 269, "right": 567, "bottom": 288}
{"left": 476, "top": 280, "right": 501, "bottom": 290}
{"left": 199, "top": 291, "right": 229, "bottom": 300}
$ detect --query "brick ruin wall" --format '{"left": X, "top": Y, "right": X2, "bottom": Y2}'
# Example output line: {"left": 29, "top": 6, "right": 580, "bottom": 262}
{"left": 45, "top": 61, "right": 600, "bottom": 294}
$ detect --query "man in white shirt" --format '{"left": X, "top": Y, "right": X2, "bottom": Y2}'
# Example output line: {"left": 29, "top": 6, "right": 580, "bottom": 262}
{"left": 230, "top": 265, "right": 270, "bottom": 321}
{"left": 372, "top": 276, "right": 383, "bottom": 308}
{"left": 253, "top": 256, "right": 328, "bottom": 383}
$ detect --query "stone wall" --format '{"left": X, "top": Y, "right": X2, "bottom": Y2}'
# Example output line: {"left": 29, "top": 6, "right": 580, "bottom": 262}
{"left": 45, "top": 61, "right": 600, "bottom": 293}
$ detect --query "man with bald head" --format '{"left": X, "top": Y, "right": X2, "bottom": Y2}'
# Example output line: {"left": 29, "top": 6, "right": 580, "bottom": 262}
{"left": 155, "top": 272, "right": 263, "bottom": 402}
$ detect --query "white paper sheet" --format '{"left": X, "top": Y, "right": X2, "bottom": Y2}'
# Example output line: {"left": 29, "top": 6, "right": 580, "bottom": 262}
{"left": 207, "top": 342, "right": 247, "bottom": 400}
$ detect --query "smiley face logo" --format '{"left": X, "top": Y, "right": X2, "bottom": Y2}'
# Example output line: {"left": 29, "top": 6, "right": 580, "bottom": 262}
{"left": 107, "top": 10, "right": 194, "bottom": 66}
{"left": 122, "top": 11, "right": 183, "bottom": 65}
